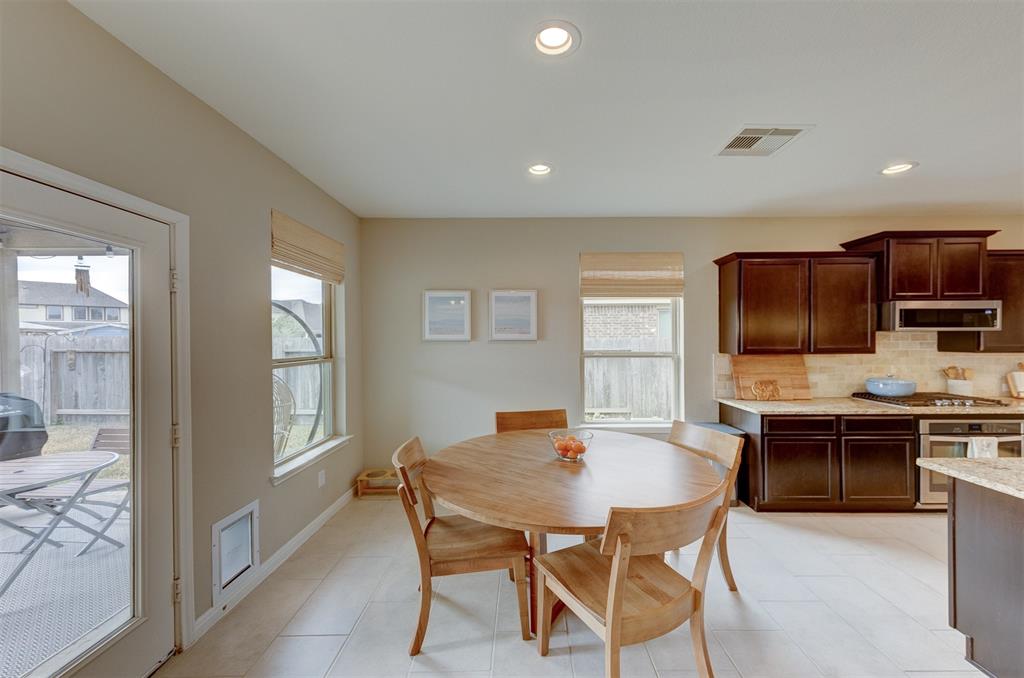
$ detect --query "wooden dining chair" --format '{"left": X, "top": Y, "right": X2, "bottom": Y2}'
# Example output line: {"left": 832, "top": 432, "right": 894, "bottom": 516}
{"left": 392, "top": 437, "right": 532, "bottom": 655}
{"left": 535, "top": 484, "right": 730, "bottom": 678}
{"left": 495, "top": 408, "right": 568, "bottom": 433}
{"left": 667, "top": 420, "right": 744, "bottom": 592}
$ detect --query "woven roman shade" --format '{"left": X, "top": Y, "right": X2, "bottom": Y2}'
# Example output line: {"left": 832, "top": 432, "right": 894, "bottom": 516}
{"left": 579, "top": 252, "right": 685, "bottom": 297}
{"left": 270, "top": 209, "right": 345, "bottom": 284}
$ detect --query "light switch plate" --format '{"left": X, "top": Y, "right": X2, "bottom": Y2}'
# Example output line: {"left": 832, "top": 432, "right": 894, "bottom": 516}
{"left": 317, "top": 470, "right": 326, "bottom": 488}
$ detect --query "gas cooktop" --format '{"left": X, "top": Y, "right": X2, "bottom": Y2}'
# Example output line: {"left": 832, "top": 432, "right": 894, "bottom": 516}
{"left": 852, "top": 392, "right": 1009, "bottom": 408}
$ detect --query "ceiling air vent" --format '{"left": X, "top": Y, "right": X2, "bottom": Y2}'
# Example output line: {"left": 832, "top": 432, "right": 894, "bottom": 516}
{"left": 718, "top": 126, "right": 810, "bottom": 157}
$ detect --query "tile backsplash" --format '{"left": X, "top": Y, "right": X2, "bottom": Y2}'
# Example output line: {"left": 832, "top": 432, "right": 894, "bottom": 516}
{"left": 714, "top": 332, "right": 1024, "bottom": 399}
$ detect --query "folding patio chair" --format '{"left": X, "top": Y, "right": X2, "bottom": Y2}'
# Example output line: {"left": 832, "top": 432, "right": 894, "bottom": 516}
{"left": 15, "top": 477, "right": 130, "bottom": 556}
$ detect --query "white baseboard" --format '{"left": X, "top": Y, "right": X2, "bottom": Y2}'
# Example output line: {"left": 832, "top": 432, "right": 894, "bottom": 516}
{"left": 188, "top": 487, "right": 354, "bottom": 645}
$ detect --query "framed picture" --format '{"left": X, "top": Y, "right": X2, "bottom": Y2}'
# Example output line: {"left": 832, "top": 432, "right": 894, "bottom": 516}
{"left": 490, "top": 289, "right": 538, "bottom": 341}
{"left": 423, "top": 290, "right": 471, "bottom": 341}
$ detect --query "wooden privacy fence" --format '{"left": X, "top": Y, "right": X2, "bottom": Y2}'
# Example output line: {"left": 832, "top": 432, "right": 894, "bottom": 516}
{"left": 18, "top": 333, "right": 130, "bottom": 426}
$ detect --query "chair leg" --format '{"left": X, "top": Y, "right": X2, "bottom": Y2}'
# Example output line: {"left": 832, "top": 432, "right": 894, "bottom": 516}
{"left": 409, "top": 573, "right": 432, "bottom": 655}
{"left": 512, "top": 557, "right": 530, "bottom": 641}
{"left": 537, "top": 571, "right": 553, "bottom": 656}
{"left": 717, "top": 518, "right": 738, "bottom": 592}
{"left": 690, "top": 603, "right": 713, "bottom": 678}
{"left": 604, "top": 639, "right": 621, "bottom": 678}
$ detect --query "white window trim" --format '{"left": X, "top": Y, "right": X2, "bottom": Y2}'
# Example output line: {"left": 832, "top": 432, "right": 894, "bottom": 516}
{"left": 271, "top": 268, "right": 336, "bottom": 468}
{"left": 270, "top": 434, "right": 354, "bottom": 486}
{"left": 580, "top": 297, "right": 682, "bottom": 425}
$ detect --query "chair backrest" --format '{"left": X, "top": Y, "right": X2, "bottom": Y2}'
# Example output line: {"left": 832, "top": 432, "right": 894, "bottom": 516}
{"left": 271, "top": 375, "right": 296, "bottom": 456}
{"left": 667, "top": 421, "right": 743, "bottom": 475}
{"left": 599, "top": 485, "right": 726, "bottom": 557}
{"left": 495, "top": 408, "right": 568, "bottom": 433}
{"left": 392, "top": 436, "right": 435, "bottom": 519}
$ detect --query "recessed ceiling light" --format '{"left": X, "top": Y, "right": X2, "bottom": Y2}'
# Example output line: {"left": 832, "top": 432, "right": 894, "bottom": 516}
{"left": 534, "top": 20, "right": 580, "bottom": 56}
{"left": 880, "top": 161, "right": 919, "bottom": 175}
{"left": 528, "top": 164, "right": 552, "bottom": 176}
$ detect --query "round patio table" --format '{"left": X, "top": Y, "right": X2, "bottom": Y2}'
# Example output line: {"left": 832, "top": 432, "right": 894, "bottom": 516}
{"left": 423, "top": 429, "right": 723, "bottom": 631}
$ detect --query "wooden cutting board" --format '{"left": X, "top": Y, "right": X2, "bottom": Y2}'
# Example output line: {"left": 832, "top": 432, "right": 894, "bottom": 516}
{"left": 731, "top": 355, "right": 812, "bottom": 401}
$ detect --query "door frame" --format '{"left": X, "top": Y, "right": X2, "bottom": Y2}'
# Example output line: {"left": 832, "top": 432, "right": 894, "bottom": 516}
{"left": 0, "top": 147, "right": 197, "bottom": 668}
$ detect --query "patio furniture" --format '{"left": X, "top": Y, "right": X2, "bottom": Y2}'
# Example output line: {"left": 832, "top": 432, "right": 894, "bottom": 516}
{"left": 494, "top": 408, "right": 568, "bottom": 433}
{"left": 272, "top": 374, "right": 295, "bottom": 457}
{"left": 91, "top": 428, "right": 131, "bottom": 453}
{"left": 17, "top": 477, "right": 130, "bottom": 556}
{"left": 0, "top": 451, "right": 119, "bottom": 597}
{"left": 392, "top": 436, "right": 531, "bottom": 655}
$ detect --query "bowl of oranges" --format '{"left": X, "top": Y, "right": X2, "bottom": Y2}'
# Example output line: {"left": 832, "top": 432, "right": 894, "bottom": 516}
{"left": 548, "top": 429, "right": 593, "bottom": 463}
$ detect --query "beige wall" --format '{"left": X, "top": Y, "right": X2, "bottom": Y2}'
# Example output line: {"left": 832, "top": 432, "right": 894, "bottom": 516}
{"left": 0, "top": 1, "right": 364, "bottom": 615}
{"left": 360, "top": 217, "right": 1024, "bottom": 467}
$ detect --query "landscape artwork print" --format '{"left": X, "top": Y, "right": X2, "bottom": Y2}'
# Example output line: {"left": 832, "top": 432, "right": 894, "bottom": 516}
{"left": 423, "top": 290, "right": 471, "bottom": 341}
{"left": 490, "top": 290, "right": 537, "bottom": 341}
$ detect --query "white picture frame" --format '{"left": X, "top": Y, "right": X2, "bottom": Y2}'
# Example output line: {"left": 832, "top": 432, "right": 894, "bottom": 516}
{"left": 490, "top": 289, "right": 538, "bottom": 341}
{"left": 423, "top": 290, "right": 471, "bottom": 341}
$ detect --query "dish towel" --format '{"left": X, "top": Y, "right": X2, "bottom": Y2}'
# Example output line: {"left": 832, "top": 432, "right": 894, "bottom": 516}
{"left": 967, "top": 437, "right": 999, "bottom": 459}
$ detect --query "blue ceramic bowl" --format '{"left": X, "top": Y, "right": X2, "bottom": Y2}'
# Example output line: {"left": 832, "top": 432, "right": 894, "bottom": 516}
{"left": 865, "top": 376, "right": 917, "bottom": 397}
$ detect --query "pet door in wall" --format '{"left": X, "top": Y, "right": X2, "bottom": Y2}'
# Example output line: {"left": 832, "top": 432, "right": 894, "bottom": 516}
{"left": 212, "top": 499, "right": 260, "bottom": 606}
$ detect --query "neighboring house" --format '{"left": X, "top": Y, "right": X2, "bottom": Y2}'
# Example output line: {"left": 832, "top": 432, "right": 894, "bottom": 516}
{"left": 18, "top": 281, "right": 128, "bottom": 326}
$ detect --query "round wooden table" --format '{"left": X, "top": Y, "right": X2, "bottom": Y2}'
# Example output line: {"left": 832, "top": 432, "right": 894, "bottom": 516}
{"left": 423, "top": 429, "right": 724, "bottom": 631}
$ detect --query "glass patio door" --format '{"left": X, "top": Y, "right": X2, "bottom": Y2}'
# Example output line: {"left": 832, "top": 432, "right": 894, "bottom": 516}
{"left": 0, "top": 170, "right": 174, "bottom": 677}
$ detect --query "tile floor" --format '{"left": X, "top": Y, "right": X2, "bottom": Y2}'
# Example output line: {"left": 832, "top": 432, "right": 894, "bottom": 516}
{"left": 155, "top": 498, "right": 984, "bottom": 678}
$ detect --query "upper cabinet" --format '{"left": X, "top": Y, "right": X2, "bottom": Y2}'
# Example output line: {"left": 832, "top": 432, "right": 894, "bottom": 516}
{"left": 938, "top": 250, "right": 1024, "bottom": 353}
{"left": 717, "top": 253, "right": 875, "bottom": 354}
{"left": 840, "top": 230, "right": 999, "bottom": 301}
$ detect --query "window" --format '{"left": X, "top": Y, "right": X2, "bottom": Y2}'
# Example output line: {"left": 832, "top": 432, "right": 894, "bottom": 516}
{"left": 89, "top": 307, "right": 103, "bottom": 321}
{"left": 582, "top": 298, "right": 681, "bottom": 423}
{"left": 105, "top": 307, "right": 120, "bottom": 321}
{"left": 73, "top": 306, "right": 87, "bottom": 320}
{"left": 45, "top": 305, "right": 62, "bottom": 320}
{"left": 271, "top": 266, "right": 333, "bottom": 464}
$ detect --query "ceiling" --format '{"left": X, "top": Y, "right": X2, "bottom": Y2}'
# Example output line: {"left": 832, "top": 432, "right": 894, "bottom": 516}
{"left": 72, "top": 1, "right": 1024, "bottom": 219}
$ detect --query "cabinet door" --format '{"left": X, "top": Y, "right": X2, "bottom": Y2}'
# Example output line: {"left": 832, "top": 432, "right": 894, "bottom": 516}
{"left": 810, "top": 258, "right": 875, "bottom": 353}
{"left": 740, "top": 259, "right": 809, "bottom": 353}
{"left": 939, "top": 238, "right": 987, "bottom": 299}
{"left": 762, "top": 437, "right": 839, "bottom": 504}
{"left": 841, "top": 437, "right": 915, "bottom": 506}
{"left": 887, "top": 238, "right": 937, "bottom": 299}
{"left": 981, "top": 253, "right": 1024, "bottom": 352}
{"left": 936, "top": 252, "right": 1024, "bottom": 353}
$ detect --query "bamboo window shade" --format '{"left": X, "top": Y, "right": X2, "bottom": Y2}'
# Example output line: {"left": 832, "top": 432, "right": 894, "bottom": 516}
{"left": 579, "top": 252, "right": 684, "bottom": 297}
{"left": 270, "top": 209, "right": 346, "bottom": 284}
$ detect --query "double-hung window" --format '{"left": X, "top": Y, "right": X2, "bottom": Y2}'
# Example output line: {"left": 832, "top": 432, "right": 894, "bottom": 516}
{"left": 270, "top": 209, "right": 346, "bottom": 468}
{"left": 271, "top": 266, "right": 334, "bottom": 463}
{"left": 579, "top": 252, "right": 685, "bottom": 425}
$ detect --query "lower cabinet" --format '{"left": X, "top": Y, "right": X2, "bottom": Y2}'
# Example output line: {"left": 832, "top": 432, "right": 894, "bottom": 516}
{"left": 841, "top": 437, "right": 915, "bottom": 507}
{"left": 728, "top": 412, "right": 920, "bottom": 511}
{"left": 763, "top": 437, "right": 840, "bottom": 505}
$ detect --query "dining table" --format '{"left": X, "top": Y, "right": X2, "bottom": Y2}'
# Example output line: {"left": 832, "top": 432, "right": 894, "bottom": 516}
{"left": 0, "top": 451, "right": 119, "bottom": 596}
{"left": 423, "top": 428, "right": 724, "bottom": 632}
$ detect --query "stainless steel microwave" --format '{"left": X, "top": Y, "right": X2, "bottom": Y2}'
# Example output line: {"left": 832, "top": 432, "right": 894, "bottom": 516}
{"left": 881, "top": 300, "right": 1002, "bottom": 332}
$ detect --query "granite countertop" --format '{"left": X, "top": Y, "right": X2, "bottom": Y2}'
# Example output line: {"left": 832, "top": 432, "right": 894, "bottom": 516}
{"left": 717, "top": 396, "right": 1024, "bottom": 416}
{"left": 916, "top": 458, "right": 1024, "bottom": 500}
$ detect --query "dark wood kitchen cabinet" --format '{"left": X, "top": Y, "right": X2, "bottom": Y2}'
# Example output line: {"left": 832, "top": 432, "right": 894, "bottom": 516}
{"left": 763, "top": 437, "right": 840, "bottom": 505}
{"left": 841, "top": 437, "right": 915, "bottom": 507}
{"left": 840, "top": 230, "right": 998, "bottom": 301}
{"left": 938, "top": 250, "right": 1024, "bottom": 353}
{"left": 717, "top": 253, "right": 875, "bottom": 354}
{"left": 810, "top": 257, "right": 875, "bottom": 353}
{"left": 720, "top": 407, "right": 920, "bottom": 511}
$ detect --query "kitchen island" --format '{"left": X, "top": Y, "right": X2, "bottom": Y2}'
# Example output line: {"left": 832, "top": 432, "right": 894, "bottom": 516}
{"left": 916, "top": 458, "right": 1024, "bottom": 678}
